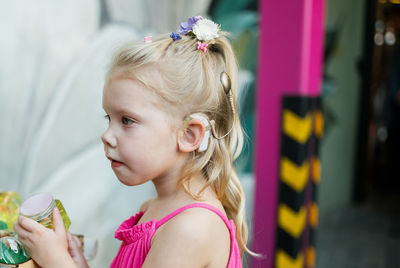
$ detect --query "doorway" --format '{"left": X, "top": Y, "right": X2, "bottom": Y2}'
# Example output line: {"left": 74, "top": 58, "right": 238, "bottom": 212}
{"left": 356, "top": 0, "right": 400, "bottom": 202}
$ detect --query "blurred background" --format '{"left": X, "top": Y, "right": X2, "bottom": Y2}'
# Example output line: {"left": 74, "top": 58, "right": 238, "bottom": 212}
{"left": 0, "top": 0, "right": 399, "bottom": 267}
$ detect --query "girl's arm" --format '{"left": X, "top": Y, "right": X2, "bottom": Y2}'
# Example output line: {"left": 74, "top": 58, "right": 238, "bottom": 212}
{"left": 14, "top": 207, "right": 78, "bottom": 268}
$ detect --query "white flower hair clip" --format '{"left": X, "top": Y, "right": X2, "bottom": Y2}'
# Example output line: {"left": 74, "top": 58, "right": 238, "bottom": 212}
{"left": 178, "top": 16, "right": 220, "bottom": 52}
{"left": 191, "top": 18, "right": 220, "bottom": 41}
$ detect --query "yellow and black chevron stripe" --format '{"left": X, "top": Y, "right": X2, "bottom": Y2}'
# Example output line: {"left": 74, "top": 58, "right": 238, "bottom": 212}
{"left": 307, "top": 98, "right": 323, "bottom": 268}
{"left": 275, "top": 96, "right": 322, "bottom": 268}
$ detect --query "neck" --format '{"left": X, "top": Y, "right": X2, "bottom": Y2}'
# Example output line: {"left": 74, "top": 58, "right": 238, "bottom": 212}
{"left": 152, "top": 159, "right": 209, "bottom": 201}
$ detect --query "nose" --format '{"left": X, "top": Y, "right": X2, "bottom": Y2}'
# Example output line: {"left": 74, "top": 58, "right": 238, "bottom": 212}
{"left": 101, "top": 127, "right": 117, "bottom": 148}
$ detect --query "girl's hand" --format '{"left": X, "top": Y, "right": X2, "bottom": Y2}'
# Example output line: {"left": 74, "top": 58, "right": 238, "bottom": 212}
{"left": 67, "top": 233, "right": 89, "bottom": 268}
{"left": 14, "top": 207, "right": 76, "bottom": 268}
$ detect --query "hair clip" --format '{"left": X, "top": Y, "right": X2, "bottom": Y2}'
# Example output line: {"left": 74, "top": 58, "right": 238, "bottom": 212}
{"left": 143, "top": 36, "right": 152, "bottom": 43}
{"left": 178, "top": 16, "right": 219, "bottom": 42}
{"left": 170, "top": 32, "right": 182, "bottom": 41}
{"left": 179, "top": 16, "right": 203, "bottom": 35}
{"left": 197, "top": 41, "right": 208, "bottom": 53}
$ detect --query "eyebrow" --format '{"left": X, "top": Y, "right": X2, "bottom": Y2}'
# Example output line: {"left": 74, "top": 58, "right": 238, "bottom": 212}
{"left": 109, "top": 107, "right": 143, "bottom": 121}
{"left": 103, "top": 105, "right": 135, "bottom": 114}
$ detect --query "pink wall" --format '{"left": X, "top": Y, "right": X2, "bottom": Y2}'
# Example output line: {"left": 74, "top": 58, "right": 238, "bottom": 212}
{"left": 252, "top": 0, "right": 325, "bottom": 267}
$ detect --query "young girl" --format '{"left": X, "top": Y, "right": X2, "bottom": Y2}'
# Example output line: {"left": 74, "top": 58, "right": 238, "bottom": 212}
{"left": 14, "top": 16, "right": 252, "bottom": 267}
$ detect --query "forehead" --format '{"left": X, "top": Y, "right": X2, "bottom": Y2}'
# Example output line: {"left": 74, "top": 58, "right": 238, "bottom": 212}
{"left": 103, "top": 77, "right": 159, "bottom": 109}
{"left": 102, "top": 77, "right": 181, "bottom": 128}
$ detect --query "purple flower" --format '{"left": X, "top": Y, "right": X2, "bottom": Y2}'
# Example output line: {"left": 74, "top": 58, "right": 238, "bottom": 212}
{"left": 170, "top": 32, "right": 182, "bottom": 41}
{"left": 178, "top": 16, "right": 203, "bottom": 35}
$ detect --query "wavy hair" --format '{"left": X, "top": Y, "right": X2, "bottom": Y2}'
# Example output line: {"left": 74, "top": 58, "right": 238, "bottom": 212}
{"left": 107, "top": 32, "right": 253, "bottom": 256}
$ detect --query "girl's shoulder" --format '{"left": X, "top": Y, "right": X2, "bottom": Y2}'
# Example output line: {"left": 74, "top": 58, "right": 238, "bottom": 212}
{"left": 161, "top": 202, "right": 232, "bottom": 237}
{"left": 143, "top": 202, "right": 232, "bottom": 267}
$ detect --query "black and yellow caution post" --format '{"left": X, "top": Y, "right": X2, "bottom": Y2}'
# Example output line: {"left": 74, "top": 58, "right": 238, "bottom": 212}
{"left": 307, "top": 98, "right": 323, "bottom": 268}
{"left": 275, "top": 96, "right": 323, "bottom": 268}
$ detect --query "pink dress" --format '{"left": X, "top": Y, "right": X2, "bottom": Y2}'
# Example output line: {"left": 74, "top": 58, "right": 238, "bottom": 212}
{"left": 110, "top": 203, "right": 242, "bottom": 267}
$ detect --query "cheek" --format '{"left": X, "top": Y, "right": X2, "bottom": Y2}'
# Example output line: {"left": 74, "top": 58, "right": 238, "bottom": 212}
{"left": 155, "top": 131, "right": 177, "bottom": 156}
{"left": 143, "top": 123, "right": 177, "bottom": 152}
{"left": 141, "top": 133, "right": 177, "bottom": 170}
{"left": 119, "top": 134, "right": 159, "bottom": 164}
{"left": 120, "top": 123, "right": 178, "bottom": 168}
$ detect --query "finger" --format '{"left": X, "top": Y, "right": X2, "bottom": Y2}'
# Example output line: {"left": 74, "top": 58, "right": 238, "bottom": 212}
{"left": 13, "top": 221, "right": 30, "bottom": 240}
{"left": 67, "top": 234, "right": 76, "bottom": 255}
{"left": 72, "top": 235, "right": 82, "bottom": 249}
{"left": 52, "top": 207, "right": 66, "bottom": 236}
{"left": 67, "top": 232, "right": 73, "bottom": 246}
{"left": 67, "top": 232, "right": 72, "bottom": 242}
{"left": 13, "top": 223, "right": 34, "bottom": 249}
{"left": 68, "top": 234, "right": 83, "bottom": 259}
{"left": 17, "top": 216, "right": 43, "bottom": 232}
{"left": 67, "top": 233, "right": 80, "bottom": 249}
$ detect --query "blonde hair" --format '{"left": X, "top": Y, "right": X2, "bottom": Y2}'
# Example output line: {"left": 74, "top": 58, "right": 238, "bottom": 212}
{"left": 108, "top": 33, "right": 252, "bottom": 256}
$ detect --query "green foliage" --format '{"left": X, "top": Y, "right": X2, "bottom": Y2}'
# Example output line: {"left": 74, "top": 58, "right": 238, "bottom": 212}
{"left": 210, "top": 0, "right": 258, "bottom": 173}
{"left": 211, "top": 0, "right": 256, "bottom": 19}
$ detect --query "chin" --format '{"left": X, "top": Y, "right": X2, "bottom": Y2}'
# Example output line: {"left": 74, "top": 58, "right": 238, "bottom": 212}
{"left": 116, "top": 175, "right": 148, "bottom": 187}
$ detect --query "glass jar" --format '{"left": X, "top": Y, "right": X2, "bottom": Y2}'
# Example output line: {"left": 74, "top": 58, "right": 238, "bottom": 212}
{"left": 20, "top": 193, "right": 70, "bottom": 230}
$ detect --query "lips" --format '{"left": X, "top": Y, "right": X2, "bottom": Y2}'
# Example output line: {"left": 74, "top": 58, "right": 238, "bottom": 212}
{"left": 107, "top": 156, "right": 123, "bottom": 168}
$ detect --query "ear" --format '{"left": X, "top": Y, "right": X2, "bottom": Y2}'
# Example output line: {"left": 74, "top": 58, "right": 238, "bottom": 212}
{"left": 178, "top": 118, "right": 206, "bottom": 153}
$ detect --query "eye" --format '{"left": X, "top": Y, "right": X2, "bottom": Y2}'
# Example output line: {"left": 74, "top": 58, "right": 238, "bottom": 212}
{"left": 121, "top": 116, "right": 135, "bottom": 125}
{"left": 104, "top": 114, "right": 110, "bottom": 122}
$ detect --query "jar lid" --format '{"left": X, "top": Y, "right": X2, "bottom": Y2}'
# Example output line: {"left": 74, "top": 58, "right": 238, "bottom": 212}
{"left": 20, "top": 193, "right": 53, "bottom": 216}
